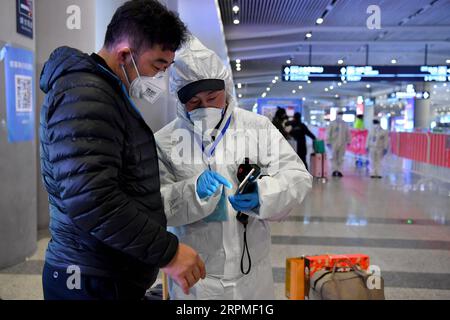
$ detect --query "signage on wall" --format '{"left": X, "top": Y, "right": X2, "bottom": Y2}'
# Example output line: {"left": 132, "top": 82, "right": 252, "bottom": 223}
{"left": 16, "top": 0, "right": 34, "bottom": 39}
{"left": 0, "top": 44, "right": 35, "bottom": 143}
{"left": 282, "top": 65, "right": 450, "bottom": 82}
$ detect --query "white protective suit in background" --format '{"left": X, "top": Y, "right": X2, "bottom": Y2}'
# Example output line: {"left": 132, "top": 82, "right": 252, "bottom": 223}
{"left": 327, "top": 117, "right": 351, "bottom": 173}
{"left": 366, "top": 124, "right": 389, "bottom": 176}
{"left": 155, "top": 38, "right": 312, "bottom": 300}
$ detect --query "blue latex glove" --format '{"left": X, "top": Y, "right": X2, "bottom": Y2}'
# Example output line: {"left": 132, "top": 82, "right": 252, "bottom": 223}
{"left": 228, "top": 187, "right": 260, "bottom": 213}
{"left": 203, "top": 189, "right": 228, "bottom": 223}
{"left": 383, "top": 149, "right": 388, "bottom": 156}
{"left": 197, "top": 170, "right": 232, "bottom": 199}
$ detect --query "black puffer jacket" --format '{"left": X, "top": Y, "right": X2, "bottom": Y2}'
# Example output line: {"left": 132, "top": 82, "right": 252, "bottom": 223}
{"left": 39, "top": 46, "right": 178, "bottom": 288}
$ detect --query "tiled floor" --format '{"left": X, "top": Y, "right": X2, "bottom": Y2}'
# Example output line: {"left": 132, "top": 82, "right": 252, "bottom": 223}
{"left": 1, "top": 154, "right": 449, "bottom": 300}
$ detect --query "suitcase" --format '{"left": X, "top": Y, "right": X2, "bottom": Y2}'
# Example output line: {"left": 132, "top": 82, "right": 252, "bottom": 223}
{"left": 310, "top": 153, "right": 328, "bottom": 178}
{"left": 313, "top": 140, "right": 326, "bottom": 154}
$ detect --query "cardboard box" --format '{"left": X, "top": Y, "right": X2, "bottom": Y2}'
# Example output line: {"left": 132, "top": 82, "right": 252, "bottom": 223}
{"left": 285, "top": 257, "right": 306, "bottom": 300}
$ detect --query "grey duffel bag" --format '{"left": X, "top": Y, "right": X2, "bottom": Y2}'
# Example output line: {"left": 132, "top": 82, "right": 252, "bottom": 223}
{"left": 309, "top": 261, "right": 385, "bottom": 300}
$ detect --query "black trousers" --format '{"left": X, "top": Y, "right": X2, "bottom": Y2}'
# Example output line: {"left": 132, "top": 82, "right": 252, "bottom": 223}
{"left": 298, "top": 152, "right": 308, "bottom": 171}
{"left": 42, "top": 263, "right": 147, "bottom": 300}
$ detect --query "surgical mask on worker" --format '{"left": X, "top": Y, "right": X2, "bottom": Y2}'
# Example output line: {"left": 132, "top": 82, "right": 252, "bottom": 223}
{"left": 188, "top": 107, "right": 225, "bottom": 133}
{"left": 121, "top": 50, "right": 164, "bottom": 104}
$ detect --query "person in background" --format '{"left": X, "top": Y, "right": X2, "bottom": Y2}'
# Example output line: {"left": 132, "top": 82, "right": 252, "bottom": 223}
{"left": 354, "top": 114, "right": 365, "bottom": 130}
{"left": 286, "top": 112, "right": 316, "bottom": 170}
{"left": 272, "top": 107, "right": 290, "bottom": 139}
{"left": 366, "top": 119, "right": 390, "bottom": 179}
{"left": 39, "top": 0, "right": 204, "bottom": 300}
{"left": 327, "top": 111, "right": 351, "bottom": 177}
{"left": 353, "top": 114, "right": 366, "bottom": 167}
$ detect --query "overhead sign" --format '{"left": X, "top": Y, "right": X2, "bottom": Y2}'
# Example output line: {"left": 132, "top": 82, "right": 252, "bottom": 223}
{"left": 16, "top": 0, "right": 34, "bottom": 39}
{"left": 392, "top": 84, "right": 430, "bottom": 99}
{"left": 282, "top": 65, "right": 450, "bottom": 82}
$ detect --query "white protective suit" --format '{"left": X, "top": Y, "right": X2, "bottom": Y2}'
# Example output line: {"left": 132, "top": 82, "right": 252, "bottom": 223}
{"left": 327, "top": 118, "right": 351, "bottom": 173}
{"left": 155, "top": 38, "right": 312, "bottom": 300}
{"left": 366, "top": 124, "right": 389, "bottom": 176}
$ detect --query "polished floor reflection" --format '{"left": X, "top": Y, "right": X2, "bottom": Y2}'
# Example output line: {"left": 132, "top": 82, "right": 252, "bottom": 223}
{"left": 271, "top": 154, "right": 450, "bottom": 300}
{"left": 0, "top": 155, "right": 449, "bottom": 300}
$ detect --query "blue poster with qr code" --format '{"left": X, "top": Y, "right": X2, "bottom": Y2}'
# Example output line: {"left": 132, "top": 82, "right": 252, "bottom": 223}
{"left": 0, "top": 45, "right": 35, "bottom": 143}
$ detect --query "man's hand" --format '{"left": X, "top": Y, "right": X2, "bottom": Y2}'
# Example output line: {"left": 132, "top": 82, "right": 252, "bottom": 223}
{"left": 162, "top": 243, "right": 206, "bottom": 295}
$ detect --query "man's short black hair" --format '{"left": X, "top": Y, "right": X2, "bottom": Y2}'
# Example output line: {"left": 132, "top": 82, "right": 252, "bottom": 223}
{"left": 104, "top": 0, "right": 188, "bottom": 53}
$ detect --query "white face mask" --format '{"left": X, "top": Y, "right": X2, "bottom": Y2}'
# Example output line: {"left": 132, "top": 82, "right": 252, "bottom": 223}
{"left": 188, "top": 107, "right": 225, "bottom": 134}
{"left": 122, "top": 50, "right": 165, "bottom": 104}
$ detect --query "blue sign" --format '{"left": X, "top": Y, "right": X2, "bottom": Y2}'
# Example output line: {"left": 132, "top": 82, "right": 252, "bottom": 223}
{"left": 257, "top": 98, "right": 302, "bottom": 119}
{"left": 0, "top": 45, "right": 35, "bottom": 143}
{"left": 16, "top": 0, "right": 34, "bottom": 39}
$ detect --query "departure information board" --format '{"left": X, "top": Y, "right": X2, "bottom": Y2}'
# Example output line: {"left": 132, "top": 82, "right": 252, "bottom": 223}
{"left": 282, "top": 65, "right": 450, "bottom": 82}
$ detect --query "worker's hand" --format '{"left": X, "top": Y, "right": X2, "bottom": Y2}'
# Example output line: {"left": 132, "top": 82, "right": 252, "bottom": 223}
{"left": 228, "top": 187, "right": 260, "bottom": 213}
{"left": 383, "top": 149, "right": 388, "bottom": 156}
{"left": 162, "top": 243, "right": 206, "bottom": 295}
{"left": 197, "top": 170, "right": 232, "bottom": 199}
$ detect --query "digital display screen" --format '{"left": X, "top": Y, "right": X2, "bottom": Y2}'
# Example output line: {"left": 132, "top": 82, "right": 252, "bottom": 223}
{"left": 282, "top": 65, "right": 450, "bottom": 82}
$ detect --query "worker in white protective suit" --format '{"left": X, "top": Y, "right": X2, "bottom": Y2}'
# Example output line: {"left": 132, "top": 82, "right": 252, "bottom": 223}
{"left": 366, "top": 119, "right": 389, "bottom": 179}
{"left": 155, "top": 37, "right": 312, "bottom": 300}
{"left": 327, "top": 111, "right": 351, "bottom": 177}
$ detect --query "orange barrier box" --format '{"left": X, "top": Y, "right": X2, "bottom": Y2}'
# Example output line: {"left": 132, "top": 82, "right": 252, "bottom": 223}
{"left": 285, "top": 257, "right": 306, "bottom": 300}
{"left": 286, "top": 254, "right": 370, "bottom": 300}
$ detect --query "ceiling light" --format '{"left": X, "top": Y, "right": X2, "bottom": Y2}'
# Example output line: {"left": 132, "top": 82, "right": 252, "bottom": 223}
{"left": 391, "top": 59, "right": 397, "bottom": 64}
{"left": 324, "top": 88, "right": 329, "bottom": 92}
{"left": 261, "top": 92, "right": 267, "bottom": 98}
{"left": 238, "top": 94, "right": 242, "bottom": 98}
{"left": 314, "top": 100, "right": 318, "bottom": 104}
{"left": 233, "top": 19, "right": 240, "bottom": 25}
{"left": 298, "top": 85, "right": 303, "bottom": 90}
{"left": 272, "top": 80, "right": 276, "bottom": 84}
{"left": 446, "top": 59, "right": 450, "bottom": 64}
{"left": 335, "top": 94, "right": 340, "bottom": 98}
{"left": 338, "top": 59, "right": 344, "bottom": 65}
{"left": 292, "top": 90, "right": 296, "bottom": 94}
{"left": 266, "top": 87, "right": 271, "bottom": 91}
{"left": 236, "top": 63, "right": 241, "bottom": 68}
{"left": 329, "top": 86, "right": 334, "bottom": 90}
{"left": 338, "top": 82, "right": 342, "bottom": 86}
{"left": 275, "top": 76, "right": 279, "bottom": 81}
{"left": 236, "top": 67, "right": 241, "bottom": 71}
{"left": 232, "top": 5, "right": 240, "bottom": 13}
{"left": 307, "top": 80, "right": 312, "bottom": 84}
{"left": 236, "top": 59, "right": 241, "bottom": 64}
{"left": 237, "top": 83, "right": 242, "bottom": 89}
{"left": 302, "top": 97, "right": 306, "bottom": 101}
{"left": 306, "top": 32, "right": 312, "bottom": 38}
{"left": 316, "top": 18, "right": 324, "bottom": 25}
{"left": 366, "top": 84, "right": 371, "bottom": 88}
{"left": 286, "top": 59, "right": 292, "bottom": 64}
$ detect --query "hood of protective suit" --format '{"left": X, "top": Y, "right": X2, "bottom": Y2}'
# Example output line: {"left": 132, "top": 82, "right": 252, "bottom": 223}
{"left": 170, "top": 36, "right": 237, "bottom": 132}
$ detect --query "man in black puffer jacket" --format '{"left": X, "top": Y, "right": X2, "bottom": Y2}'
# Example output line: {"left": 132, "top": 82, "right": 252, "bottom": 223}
{"left": 39, "top": 0, "right": 205, "bottom": 300}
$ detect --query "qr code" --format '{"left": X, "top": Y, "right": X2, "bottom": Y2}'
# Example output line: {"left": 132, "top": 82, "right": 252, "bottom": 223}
{"left": 15, "top": 74, "right": 33, "bottom": 113}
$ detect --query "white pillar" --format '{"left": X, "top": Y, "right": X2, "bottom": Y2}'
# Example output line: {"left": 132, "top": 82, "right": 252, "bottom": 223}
{"left": 0, "top": 0, "right": 37, "bottom": 268}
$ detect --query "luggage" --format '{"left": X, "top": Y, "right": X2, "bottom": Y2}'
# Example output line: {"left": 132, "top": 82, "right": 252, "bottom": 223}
{"left": 313, "top": 139, "right": 326, "bottom": 154}
{"left": 309, "top": 259, "right": 385, "bottom": 300}
{"left": 310, "top": 153, "right": 328, "bottom": 178}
